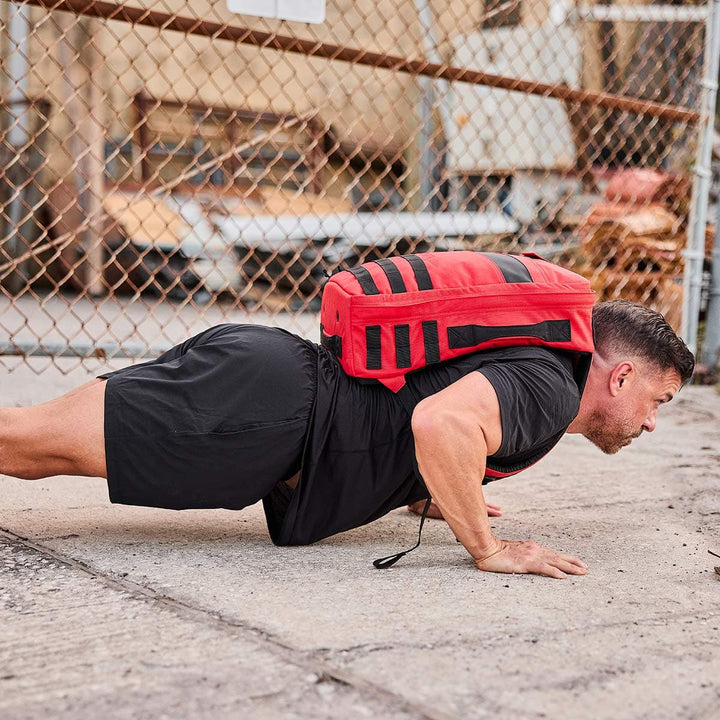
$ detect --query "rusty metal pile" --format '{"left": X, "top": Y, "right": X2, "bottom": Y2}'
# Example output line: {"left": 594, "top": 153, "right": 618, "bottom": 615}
{"left": 574, "top": 169, "right": 703, "bottom": 331}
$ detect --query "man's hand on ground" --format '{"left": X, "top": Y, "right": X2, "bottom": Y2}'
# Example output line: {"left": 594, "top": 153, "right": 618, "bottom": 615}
{"left": 475, "top": 538, "right": 588, "bottom": 579}
{"left": 408, "top": 499, "right": 502, "bottom": 519}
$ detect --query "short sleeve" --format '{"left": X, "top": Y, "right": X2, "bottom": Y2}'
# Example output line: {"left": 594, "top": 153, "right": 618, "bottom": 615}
{"left": 478, "top": 349, "right": 581, "bottom": 463}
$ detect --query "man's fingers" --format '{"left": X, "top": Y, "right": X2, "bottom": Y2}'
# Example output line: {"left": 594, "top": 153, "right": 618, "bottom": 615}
{"left": 409, "top": 500, "right": 503, "bottom": 520}
{"left": 540, "top": 550, "right": 588, "bottom": 576}
{"left": 532, "top": 558, "right": 585, "bottom": 579}
{"left": 541, "top": 564, "right": 567, "bottom": 580}
{"left": 548, "top": 549, "right": 587, "bottom": 569}
{"left": 553, "top": 558, "right": 587, "bottom": 575}
{"left": 556, "top": 554, "right": 588, "bottom": 571}
{"left": 407, "top": 500, "right": 445, "bottom": 519}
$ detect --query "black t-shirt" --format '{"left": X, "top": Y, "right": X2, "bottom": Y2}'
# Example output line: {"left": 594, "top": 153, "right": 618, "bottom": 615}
{"left": 264, "top": 344, "right": 581, "bottom": 546}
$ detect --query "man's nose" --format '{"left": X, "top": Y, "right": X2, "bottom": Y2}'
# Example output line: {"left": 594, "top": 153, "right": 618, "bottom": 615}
{"left": 642, "top": 408, "right": 658, "bottom": 432}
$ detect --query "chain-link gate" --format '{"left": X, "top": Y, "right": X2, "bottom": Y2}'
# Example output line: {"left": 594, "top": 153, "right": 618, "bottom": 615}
{"left": 0, "top": 0, "right": 713, "bottom": 372}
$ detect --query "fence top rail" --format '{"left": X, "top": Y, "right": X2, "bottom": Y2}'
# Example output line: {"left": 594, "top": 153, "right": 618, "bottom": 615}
{"left": 20, "top": 0, "right": 701, "bottom": 124}
{"left": 573, "top": 4, "right": 710, "bottom": 23}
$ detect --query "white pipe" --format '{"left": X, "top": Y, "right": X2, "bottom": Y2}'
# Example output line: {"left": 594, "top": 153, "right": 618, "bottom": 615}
{"left": 681, "top": 0, "right": 720, "bottom": 354}
{"left": 4, "top": 3, "right": 33, "bottom": 291}
{"left": 702, "top": 188, "right": 720, "bottom": 366}
{"left": 573, "top": 5, "right": 709, "bottom": 23}
{"left": 414, "top": 0, "right": 450, "bottom": 211}
{"left": 415, "top": 0, "right": 452, "bottom": 139}
{"left": 6, "top": 3, "right": 32, "bottom": 148}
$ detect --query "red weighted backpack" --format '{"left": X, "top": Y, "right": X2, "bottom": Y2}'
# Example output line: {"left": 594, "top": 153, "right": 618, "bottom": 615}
{"left": 320, "top": 251, "right": 595, "bottom": 393}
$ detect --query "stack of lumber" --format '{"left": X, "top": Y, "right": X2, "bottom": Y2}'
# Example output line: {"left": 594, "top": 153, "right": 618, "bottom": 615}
{"left": 576, "top": 169, "right": 692, "bottom": 331}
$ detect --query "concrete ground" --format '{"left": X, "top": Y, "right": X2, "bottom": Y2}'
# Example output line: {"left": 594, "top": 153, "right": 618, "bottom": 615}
{"left": 1, "top": 360, "right": 719, "bottom": 720}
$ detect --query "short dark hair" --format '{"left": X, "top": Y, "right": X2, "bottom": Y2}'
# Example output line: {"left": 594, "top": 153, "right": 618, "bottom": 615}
{"left": 592, "top": 300, "right": 695, "bottom": 385}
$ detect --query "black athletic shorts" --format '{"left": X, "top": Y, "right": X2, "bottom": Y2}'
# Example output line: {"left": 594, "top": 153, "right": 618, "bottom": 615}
{"left": 100, "top": 324, "right": 318, "bottom": 511}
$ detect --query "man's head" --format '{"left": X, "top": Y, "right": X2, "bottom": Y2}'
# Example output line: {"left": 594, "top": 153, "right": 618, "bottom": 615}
{"left": 570, "top": 300, "right": 695, "bottom": 454}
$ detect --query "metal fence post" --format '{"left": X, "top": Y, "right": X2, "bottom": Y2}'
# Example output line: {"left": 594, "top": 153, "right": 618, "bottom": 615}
{"left": 415, "top": 0, "right": 444, "bottom": 212}
{"left": 4, "top": 3, "right": 33, "bottom": 295}
{"left": 682, "top": 0, "right": 720, "bottom": 355}
{"left": 702, "top": 179, "right": 720, "bottom": 367}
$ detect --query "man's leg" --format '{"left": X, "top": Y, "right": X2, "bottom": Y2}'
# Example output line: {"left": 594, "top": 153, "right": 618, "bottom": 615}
{"left": 0, "top": 379, "right": 106, "bottom": 480}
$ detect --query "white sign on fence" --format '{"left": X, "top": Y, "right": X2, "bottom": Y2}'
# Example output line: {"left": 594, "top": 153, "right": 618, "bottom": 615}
{"left": 226, "top": 0, "right": 325, "bottom": 24}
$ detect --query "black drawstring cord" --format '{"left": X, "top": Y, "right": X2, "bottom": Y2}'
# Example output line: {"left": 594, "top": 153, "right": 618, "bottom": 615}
{"left": 373, "top": 497, "right": 432, "bottom": 569}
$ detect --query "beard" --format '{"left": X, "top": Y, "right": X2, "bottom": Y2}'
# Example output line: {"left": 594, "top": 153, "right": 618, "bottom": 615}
{"left": 582, "top": 410, "right": 644, "bottom": 455}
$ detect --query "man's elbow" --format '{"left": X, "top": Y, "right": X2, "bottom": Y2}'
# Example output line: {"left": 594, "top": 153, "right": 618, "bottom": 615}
{"left": 411, "top": 397, "right": 453, "bottom": 441}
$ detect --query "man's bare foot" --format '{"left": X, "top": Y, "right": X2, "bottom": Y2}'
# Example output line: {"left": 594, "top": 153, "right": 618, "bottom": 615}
{"left": 407, "top": 500, "right": 503, "bottom": 520}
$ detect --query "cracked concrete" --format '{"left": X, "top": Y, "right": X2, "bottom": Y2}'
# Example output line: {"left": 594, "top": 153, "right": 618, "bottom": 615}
{"left": 1, "top": 360, "right": 719, "bottom": 719}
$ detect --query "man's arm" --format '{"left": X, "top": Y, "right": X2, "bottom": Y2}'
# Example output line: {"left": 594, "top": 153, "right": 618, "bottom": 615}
{"left": 410, "top": 371, "right": 587, "bottom": 579}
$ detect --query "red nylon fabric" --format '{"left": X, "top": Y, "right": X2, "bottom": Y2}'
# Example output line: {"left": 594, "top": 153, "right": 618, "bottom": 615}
{"left": 320, "top": 251, "right": 595, "bottom": 393}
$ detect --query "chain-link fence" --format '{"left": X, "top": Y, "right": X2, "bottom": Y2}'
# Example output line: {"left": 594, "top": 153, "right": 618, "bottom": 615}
{"left": 0, "top": 0, "right": 715, "bottom": 372}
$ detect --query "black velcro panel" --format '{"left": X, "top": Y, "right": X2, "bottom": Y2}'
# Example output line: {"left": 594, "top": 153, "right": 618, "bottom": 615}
{"left": 402, "top": 254, "right": 433, "bottom": 290}
{"left": 422, "top": 320, "right": 440, "bottom": 364}
{"left": 375, "top": 258, "right": 407, "bottom": 293}
{"left": 348, "top": 266, "right": 381, "bottom": 295}
{"left": 394, "top": 324, "right": 411, "bottom": 369}
{"left": 483, "top": 253, "right": 533, "bottom": 283}
{"left": 447, "top": 320, "right": 571, "bottom": 349}
{"left": 366, "top": 325, "right": 382, "bottom": 369}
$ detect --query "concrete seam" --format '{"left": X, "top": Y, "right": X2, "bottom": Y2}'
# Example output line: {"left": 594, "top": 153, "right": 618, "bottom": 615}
{"left": 0, "top": 526, "right": 459, "bottom": 720}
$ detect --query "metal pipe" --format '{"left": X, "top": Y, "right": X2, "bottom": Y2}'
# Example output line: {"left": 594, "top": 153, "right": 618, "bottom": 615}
{"left": 417, "top": 77, "right": 439, "bottom": 211}
{"left": 415, "top": 0, "right": 445, "bottom": 211}
{"left": 681, "top": 0, "right": 720, "bottom": 354}
{"left": 0, "top": 338, "right": 166, "bottom": 360}
{"left": 5, "top": 5, "right": 32, "bottom": 147}
{"left": 573, "top": 5, "right": 710, "bottom": 23}
{"left": 4, "top": 3, "right": 33, "bottom": 293}
{"left": 702, "top": 186, "right": 720, "bottom": 367}
{"left": 56, "top": 13, "right": 103, "bottom": 294}
{"left": 21, "top": 0, "right": 700, "bottom": 124}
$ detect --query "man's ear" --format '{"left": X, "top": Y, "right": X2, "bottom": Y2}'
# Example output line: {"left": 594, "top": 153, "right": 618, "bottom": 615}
{"left": 609, "top": 361, "right": 635, "bottom": 397}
